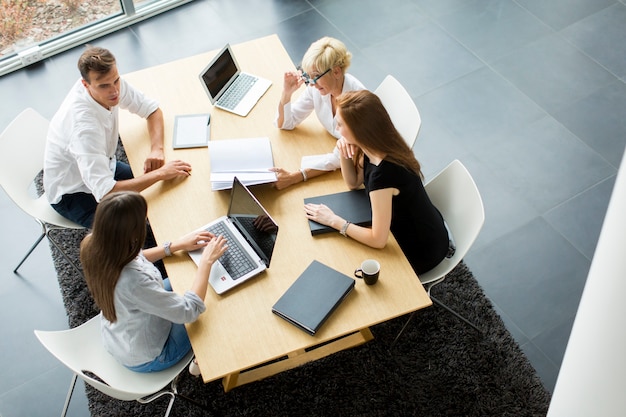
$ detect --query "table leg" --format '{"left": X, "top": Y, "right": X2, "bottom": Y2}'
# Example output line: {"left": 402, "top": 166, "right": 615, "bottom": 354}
{"left": 221, "top": 328, "right": 374, "bottom": 392}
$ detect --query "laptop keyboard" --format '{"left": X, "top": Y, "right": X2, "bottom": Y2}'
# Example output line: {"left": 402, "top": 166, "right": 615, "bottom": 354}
{"left": 216, "top": 73, "right": 257, "bottom": 110}
{"left": 205, "top": 221, "right": 257, "bottom": 280}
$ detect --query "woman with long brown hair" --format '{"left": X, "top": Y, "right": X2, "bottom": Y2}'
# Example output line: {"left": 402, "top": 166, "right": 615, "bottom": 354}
{"left": 303, "top": 90, "right": 450, "bottom": 275}
{"left": 80, "top": 191, "right": 227, "bottom": 373}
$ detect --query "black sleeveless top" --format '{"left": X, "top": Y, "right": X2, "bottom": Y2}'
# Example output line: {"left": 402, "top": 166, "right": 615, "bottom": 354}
{"left": 364, "top": 156, "right": 449, "bottom": 275}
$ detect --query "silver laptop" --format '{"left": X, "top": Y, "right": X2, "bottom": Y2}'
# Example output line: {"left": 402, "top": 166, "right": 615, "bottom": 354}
{"left": 188, "top": 177, "right": 279, "bottom": 294}
{"left": 198, "top": 44, "right": 272, "bottom": 117}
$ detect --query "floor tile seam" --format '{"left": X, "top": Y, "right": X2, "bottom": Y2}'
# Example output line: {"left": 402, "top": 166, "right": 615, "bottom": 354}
{"left": 413, "top": 13, "right": 497, "bottom": 97}
{"left": 513, "top": 0, "right": 618, "bottom": 33}
{"left": 126, "top": 25, "right": 171, "bottom": 69}
{"left": 541, "top": 217, "right": 604, "bottom": 264}
{"left": 546, "top": 173, "right": 617, "bottom": 211}
{"left": 542, "top": 173, "right": 616, "bottom": 226}
{"left": 0, "top": 362, "right": 66, "bottom": 399}
{"left": 429, "top": 0, "right": 559, "bottom": 65}
{"left": 477, "top": 26, "right": 621, "bottom": 115}
{"left": 481, "top": 293, "right": 532, "bottom": 345}
{"left": 324, "top": 12, "right": 490, "bottom": 98}
{"left": 519, "top": 338, "right": 560, "bottom": 375}
{"left": 556, "top": 21, "right": 626, "bottom": 81}
{"left": 527, "top": 319, "right": 577, "bottom": 369}
{"left": 297, "top": 3, "right": 382, "bottom": 77}
{"left": 510, "top": 0, "right": 564, "bottom": 33}
{"left": 542, "top": 98, "right": 626, "bottom": 172}
{"left": 534, "top": 211, "right": 594, "bottom": 263}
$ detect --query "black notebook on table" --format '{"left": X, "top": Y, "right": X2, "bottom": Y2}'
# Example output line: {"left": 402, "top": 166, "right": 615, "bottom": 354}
{"left": 272, "top": 260, "right": 355, "bottom": 335}
{"left": 304, "top": 190, "right": 372, "bottom": 235}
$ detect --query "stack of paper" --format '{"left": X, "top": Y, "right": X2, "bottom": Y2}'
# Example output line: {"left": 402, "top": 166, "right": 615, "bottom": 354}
{"left": 208, "top": 137, "right": 277, "bottom": 190}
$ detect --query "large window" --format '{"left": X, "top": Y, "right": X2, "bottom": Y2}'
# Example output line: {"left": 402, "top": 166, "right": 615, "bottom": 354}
{"left": 0, "top": 0, "right": 192, "bottom": 76}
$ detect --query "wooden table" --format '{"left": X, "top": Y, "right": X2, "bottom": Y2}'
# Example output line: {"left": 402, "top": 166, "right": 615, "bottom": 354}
{"left": 119, "top": 34, "right": 431, "bottom": 392}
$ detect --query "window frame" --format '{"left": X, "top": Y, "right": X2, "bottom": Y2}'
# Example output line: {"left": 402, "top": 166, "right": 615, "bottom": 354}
{"left": 0, "top": 0, "right": 192, "bottom": 77}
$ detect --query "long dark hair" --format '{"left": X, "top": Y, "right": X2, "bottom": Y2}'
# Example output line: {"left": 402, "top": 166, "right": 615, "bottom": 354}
{"left": 80, "top": 191, "right": 147, "bottom": 322}
{"left": 336, "top": 90, "right": 422, "bottom": 178}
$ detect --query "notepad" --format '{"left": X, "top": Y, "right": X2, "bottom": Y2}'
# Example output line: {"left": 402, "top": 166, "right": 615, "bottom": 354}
{"left": 172, "top": 113, "right": 211, "bottom": 149}
{"left": 272, "top": 260, "right": 355, "bottom": 335}
{"left": 208, "top": 137, "right": 277, "bottom": 190}
{"left": 304, "top": 190, "right": 372, "bottom": 235}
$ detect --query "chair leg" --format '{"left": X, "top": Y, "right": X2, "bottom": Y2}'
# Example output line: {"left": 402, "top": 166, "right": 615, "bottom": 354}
{"left": 61, "top": 374, "right": 78, "bottom": 417}
{"left": 389, "top": 311, "right": 416, "bottom": 350}
{"left": 171, "top": 373, "right": 213, "bottom": 415}
{"left": 13, "top": 231, "right": 46, "bottom": 273}
{"left": 430, "top": 294, "right": 481, "bottom": 333}
{"left": 46, "top": 230, "right": 84, "bottom": 278}
{"left": 137, "top": 375, "right": 213, "bottom": 417}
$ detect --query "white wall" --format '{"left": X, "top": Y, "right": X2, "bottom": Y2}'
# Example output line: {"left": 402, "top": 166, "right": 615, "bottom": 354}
{"left": 547, "top": 151, "right": 626, "bottom": 416}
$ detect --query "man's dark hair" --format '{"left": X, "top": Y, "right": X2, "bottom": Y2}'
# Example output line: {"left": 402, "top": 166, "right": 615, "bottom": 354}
{"left": 78, "top": 46, "right": 116, "bottom": 83}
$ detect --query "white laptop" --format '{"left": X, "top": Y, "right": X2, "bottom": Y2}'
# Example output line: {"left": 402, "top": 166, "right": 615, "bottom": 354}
{"left": 198, "top": 44, "right": 272, "bottom": 117}
{"left": 188, "top": 177, "right": 279, "bottom": 294}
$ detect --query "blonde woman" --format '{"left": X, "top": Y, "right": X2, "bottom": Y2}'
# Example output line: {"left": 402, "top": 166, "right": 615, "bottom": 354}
{"left": 80, "top": 191, "right": 227, "bottom": 373}
{"left": 272, "top": 37, "right": 366, "bottom": 189}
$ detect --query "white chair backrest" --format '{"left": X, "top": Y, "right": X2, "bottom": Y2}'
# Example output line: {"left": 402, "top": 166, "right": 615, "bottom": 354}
{"left": 0, "top": 107, "right": 48, "bottom": 199}
{"left": 0, "top": 108, "right": 81, "bottom": 228}
{"left": 34, "top": 316, "right": 192, "bottom": 401}
{"left": 374, "top": 75, "right": 421, "bottom": 148}
{"left": 419, "top": 160, "right": 485, "bottom": 285}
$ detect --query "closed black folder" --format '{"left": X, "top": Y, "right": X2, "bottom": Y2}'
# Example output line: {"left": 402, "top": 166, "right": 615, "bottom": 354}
{"left": 272, "top": 260, "right": 355, "bottom": 335}
{"left": 304, "top": 190, "right": 372, "bottom": 235}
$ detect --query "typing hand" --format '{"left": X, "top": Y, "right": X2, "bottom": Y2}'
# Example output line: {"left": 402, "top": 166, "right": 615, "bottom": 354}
{"left": 176, "top": 230, "right": 215, "bottom": 252}
{"left": 200, "top": 235, "right": 228, "bottom": 266}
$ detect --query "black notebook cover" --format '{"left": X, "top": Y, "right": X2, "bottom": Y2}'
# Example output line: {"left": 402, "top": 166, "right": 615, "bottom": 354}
{"left": 272, "top": 260, "right": 355, "bottom": 335}
{"left": 304, "top": 190, "right": 372, "bottom": 235}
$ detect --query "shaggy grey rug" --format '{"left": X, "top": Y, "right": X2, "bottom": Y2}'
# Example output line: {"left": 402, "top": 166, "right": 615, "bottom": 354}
{"left": 47, "top": 228, "right": 551, "bottom": 417}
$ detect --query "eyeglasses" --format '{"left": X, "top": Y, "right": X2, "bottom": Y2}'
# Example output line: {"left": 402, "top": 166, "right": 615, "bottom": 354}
{"left": 298, "top": 66, "right": 331, "bottom": 86}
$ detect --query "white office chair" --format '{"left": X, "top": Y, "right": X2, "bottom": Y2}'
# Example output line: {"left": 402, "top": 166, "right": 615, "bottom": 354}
{"left": 393, "top": 160, "right": 485, "bottom": 344}
{"left": 374, "top": 75, "right": 422, "bottom": 148}
{"left": 0, "top": 108, "right": 85, "bottom": 275}
{"left": 35, "top": 315, "right": 207, "bottom": 417}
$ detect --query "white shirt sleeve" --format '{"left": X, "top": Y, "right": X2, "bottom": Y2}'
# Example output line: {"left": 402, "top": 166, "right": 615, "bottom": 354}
{"left": 275, "top": 86, "right": 316, "bottom": 130}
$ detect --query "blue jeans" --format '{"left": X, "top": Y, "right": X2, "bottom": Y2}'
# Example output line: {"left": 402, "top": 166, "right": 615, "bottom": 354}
{"left": 51, "top": 161, "right": 134, "bottom": 228}
{"left": 126, "top": 279, "right": 193, "bottom": 373}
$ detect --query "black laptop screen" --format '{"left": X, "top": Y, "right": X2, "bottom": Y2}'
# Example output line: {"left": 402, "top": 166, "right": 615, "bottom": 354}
{"left": 228, "top": 178, "right": 278, "bottom": 266}
{"left": 201, "top": 47, "right": 238, "bottom": 98}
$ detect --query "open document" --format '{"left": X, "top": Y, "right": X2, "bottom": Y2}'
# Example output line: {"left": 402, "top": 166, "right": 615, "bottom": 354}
{"left": 208, "top": 137, "right": 277, "bottom": 190}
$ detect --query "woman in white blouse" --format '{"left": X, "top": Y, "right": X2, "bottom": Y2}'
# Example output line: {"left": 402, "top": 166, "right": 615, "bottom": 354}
{"left": 272, "top": 36, "right": 366, "bottom": 190}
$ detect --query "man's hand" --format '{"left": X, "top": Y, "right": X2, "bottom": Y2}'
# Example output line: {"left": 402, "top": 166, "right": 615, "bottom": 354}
{"left": 157, "top": 160, "right": 192, "bottom": 180}
{"left": 144, "top": 149, "right": 165, "bottom": 173}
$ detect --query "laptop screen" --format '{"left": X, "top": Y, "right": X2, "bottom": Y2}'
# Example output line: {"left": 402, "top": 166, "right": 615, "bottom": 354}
{"left": 200, "top": 45, "right": 238, "bottom": 100}
{"left": 228, "top": 177, "right": 278, "bottom": 266}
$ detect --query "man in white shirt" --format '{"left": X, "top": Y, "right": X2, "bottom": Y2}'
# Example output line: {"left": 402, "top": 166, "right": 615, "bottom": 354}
{"left": 44, "top": 46, "right": 192, "bottom": 228}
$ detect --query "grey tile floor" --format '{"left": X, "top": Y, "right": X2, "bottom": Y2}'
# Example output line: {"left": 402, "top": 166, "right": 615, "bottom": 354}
{"left": 1, "top": 0, "right": 625, "bottom": 415}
